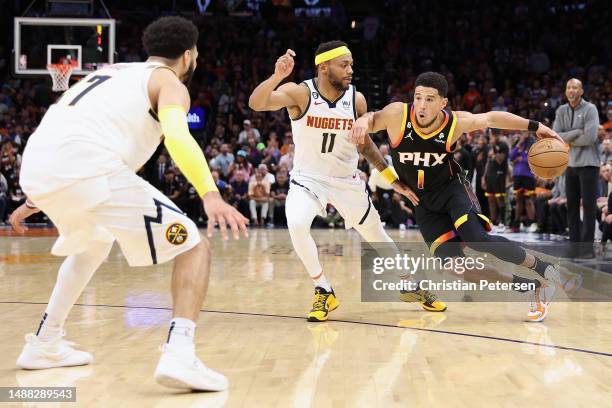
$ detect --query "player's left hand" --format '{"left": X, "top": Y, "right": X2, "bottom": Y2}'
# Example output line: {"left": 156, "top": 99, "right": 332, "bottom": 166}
{"left": 203, "top": 191, "right": 249, "bottom": 240}
{"left": 535, "top": 123, "right": 564, "bottom": 144}
{"left": 348, "top": 116, "right": 369, "bottom": 145}
{"left": 391, "top": 180, "right": 419, "bottom": 206}
{"left": 9, "top": 203, "right": 40, "bottom": 234}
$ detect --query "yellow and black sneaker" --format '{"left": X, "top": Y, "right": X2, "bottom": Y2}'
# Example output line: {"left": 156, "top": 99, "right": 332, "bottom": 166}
{"left": 400, "top": 287, "right": 447, "bottom": 312}
{"left": 307, "top": 287, "right": 339, "bottom": 322}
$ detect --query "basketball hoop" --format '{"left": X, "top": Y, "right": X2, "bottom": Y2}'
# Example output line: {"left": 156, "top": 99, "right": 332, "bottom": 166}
{"left": 47, "top": 63, "right": 74, "bottom": 92}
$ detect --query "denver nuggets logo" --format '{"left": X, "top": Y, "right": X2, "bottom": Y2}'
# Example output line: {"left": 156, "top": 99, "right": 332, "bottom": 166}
{"left": 166, "top": 223, "right": 188, "bottom": 245}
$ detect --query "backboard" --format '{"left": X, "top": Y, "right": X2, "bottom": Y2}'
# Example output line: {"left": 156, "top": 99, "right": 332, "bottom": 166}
{"left": 13, "top": 17, "right": 116, "bottom": 76}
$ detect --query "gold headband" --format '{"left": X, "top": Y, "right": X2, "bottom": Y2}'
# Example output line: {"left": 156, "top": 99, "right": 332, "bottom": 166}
{"left": 314, "top": 46, "right": 351, "bottom": 66}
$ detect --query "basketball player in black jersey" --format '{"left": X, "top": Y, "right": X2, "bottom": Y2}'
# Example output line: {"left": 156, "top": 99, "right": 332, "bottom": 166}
{"left": 349, "top": 72, "right": 578, "bottom": 322}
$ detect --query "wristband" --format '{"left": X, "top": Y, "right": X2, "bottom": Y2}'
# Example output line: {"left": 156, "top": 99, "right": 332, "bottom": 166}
{"left": 380, "top": 167, "right": 398, "bottom": 184}
{"left": 528, "top": 120, "right": 540, "bottom": 132}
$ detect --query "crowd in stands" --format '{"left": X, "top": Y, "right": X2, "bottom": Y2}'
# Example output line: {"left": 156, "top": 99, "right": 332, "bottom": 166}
{"left": 1, "top": 2, "right": 611, "bottom": 246}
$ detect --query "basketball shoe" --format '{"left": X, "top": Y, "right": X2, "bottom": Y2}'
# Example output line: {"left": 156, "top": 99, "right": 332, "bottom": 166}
{"left": 307, "top": 287, "right": 339, "bottom": 322}
{"left": 16, "top": 332, "right": 93, "bottom": 370}
{"left": 154, "top": 344, "right": 228, "bottom": 391}
{"left": 399, "top": 285, "right": 447, "bottom": 312}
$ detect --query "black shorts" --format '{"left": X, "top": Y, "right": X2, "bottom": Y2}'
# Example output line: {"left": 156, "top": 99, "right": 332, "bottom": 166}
{"left": 513, "top": 176, "right": 536, "bottom": 196}
{"left": 485, "top": 172, "right": 506, "bottom": 197}
{"left": 415, "top": 179, "right": 492, "bottom": 256}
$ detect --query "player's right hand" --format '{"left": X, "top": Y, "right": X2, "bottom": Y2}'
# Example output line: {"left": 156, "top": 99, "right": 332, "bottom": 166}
{"left": 535, "top": 123, "right": 564, "bottom": 145}
{"left": 391, "top": 180, "right": 419, "bottom": 206}
{"left": 274, "top": 49, "right": 296, "bottom": 79}
{"left": 9, "top": 202, "right": 40, "bottom": 234}
{"left": 203, "top": 191, "right": 249, "bottom": 240}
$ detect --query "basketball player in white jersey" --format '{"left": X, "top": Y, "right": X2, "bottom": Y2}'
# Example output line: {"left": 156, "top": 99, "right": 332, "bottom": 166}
{"left": 249, "top": 42, "right": 446, "bottom": 321}
{"left": 9, "top": 16, "right": 248, "bottom": 391}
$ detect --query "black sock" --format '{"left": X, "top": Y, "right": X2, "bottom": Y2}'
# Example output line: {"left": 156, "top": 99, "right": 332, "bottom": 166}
{"left": 512, "top": 275, "right": 541, "bottom": 292}
{"left": 528, "top": 257, "right": 552, "bottom": 278}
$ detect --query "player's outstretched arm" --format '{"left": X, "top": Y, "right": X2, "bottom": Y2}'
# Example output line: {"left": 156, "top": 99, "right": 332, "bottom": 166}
{"left": 248, "top": 49, "right": 307, "bottom": 113}
{"left": 450, "top": 111, "right": 564, "bottom": 146}
{"left": 352, "top": 96, "right": 419, "bottom": 205}
{"left": 348, "top": 102, "right": 405, "bottom": 145}
{"left": 153, "top": 69, "right": 249, "bottom": 240}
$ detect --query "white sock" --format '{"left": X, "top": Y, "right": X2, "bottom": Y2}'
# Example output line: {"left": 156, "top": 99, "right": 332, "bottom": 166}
{"left": 36, "top": 313, "right": 62, "bottom": 341}
{"left": 166, "top": 317, "right": 196, "bottom": 354}
{"left": 312, "top": 272, "right": 332, "bottom": 292}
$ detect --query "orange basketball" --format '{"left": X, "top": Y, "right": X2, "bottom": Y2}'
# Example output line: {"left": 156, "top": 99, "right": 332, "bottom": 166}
{"left": 527, "top": 138, "right": 569, "bottom": 179}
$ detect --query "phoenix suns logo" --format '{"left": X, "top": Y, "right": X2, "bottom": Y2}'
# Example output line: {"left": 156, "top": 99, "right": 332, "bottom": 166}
{"left": 166, "top": 223, "right": 188, "bottom": 245}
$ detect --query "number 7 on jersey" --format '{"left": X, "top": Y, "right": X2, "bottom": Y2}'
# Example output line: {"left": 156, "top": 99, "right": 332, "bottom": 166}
{"left": 68, "top": 75, "right": 112, "bottom": 106}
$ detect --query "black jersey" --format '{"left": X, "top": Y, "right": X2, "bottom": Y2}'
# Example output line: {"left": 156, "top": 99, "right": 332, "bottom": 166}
{"left": 390, "top": 103, "right": 460, "bottom": 193}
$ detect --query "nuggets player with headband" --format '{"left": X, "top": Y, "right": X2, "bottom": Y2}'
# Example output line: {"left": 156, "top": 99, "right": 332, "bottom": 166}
{"left": 250, "top": 42, "right": 446, "bottom": 321}
{"left": 9, "top": 17, "right": 248, "bottom": 391}
{"left": 349, "top": 72, "right": 581, "bottom": 322}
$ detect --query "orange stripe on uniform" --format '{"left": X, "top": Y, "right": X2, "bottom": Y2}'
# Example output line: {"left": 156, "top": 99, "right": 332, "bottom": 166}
{"left": 446, "top": 112, "right": 457, "bottom": 152}
{"left": 430, "top": 230, "right": 456, "bottom": 254}
{"left": 410, "top": 105, "right": 449, "bottom": 139}
{"left": 417, "top": 170, "right": 425, "bottom": 189}
{"left": 391, "top": 103, "right": 408, "bottom": 148}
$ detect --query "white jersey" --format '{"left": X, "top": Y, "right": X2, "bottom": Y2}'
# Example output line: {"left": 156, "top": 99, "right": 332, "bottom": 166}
{"left": 290, "top": 79, "right": 358, "bottom": 179}
{"left": 20, "top": 62, "right": 166, "bottom": 197}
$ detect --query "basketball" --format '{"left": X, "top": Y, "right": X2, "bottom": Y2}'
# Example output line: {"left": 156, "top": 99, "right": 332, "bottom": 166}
{"left": 527, "top": 138, "right": 569, "bottom": 179}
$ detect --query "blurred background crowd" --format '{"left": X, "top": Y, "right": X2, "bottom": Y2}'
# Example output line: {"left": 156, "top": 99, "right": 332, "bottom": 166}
{"left": 1, "top": 0, "right": 611, "bottom": 247}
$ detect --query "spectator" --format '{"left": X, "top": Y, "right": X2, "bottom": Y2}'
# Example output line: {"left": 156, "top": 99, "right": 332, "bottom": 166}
{"left": 461, "top": 81, "right": 482, "bottom": 112}
{"left": 600, "top": 136, "right": 612, "bottom": 164}
{"left": 509, "top": 132, "right": 536, "bottom": 232}
{"left": 279, "top": 143, "right": 295, "bottom": 172}
{"left": 211, "top": 143, "right": 234, "bottom": 179}
{"left": 0, "top": 172, "right": 7, "bottom": 223}
{"left": 279, "top": 131, "right": 293, "bottom": 155}
{"left": 471, "top": 134, "right": 489, "bottom": 216}
{"left": 230, "top": 170, "right": 250, "bottom": 218}
{"left": 228, "top": 150, "right": 253, "bottom": 180}
{"left": 238, "top": 119, "right": 261, "bottom": 145}
{"left": 154, "top": 154, "right": 169, "bottom": 189}
{"left": 603, "top": 106, "right": 612, "bottom": 131}
{"left": 269, "top": 171, "right": 289, "bottom": 227}
{"left": 483, "top": 131, "right": 509, "bottom": 229}
{"left": 554, "top": 78, "right": 600, "bottom": 258}
{"left": 248, "top": 171, "right": 270, "bottom": 226}
{"left": 547, "top": 175, "right": 568, "bottom": 236}
{"left": 253, "top": 163, "right": 275, "bottom": 185}
{"left": 161, "top": 169, "right": 181, "bottom": 201}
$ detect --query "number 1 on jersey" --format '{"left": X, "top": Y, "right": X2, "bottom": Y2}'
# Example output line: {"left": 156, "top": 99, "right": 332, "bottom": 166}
{"left": 68, "top": 75, "right": 111, "bottom": 106}
{"left": 321, "top": 132, "right": 336, "bottom": 153}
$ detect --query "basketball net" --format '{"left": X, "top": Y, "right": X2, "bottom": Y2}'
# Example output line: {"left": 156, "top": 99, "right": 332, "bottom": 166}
{"left": 46, "top": 63, "right": 74, "bottom": 92}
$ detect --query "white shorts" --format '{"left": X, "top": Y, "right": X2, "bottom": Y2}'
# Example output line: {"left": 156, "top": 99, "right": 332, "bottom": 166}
{"left": 288, "top": 173, "right": 380, "bottom": 229}
{"left": 25, "top": 166, "right": 201, "bottom": 266}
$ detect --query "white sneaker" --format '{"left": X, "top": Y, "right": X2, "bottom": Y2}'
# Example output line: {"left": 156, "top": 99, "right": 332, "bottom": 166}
{"left": 526, "top": 283, "right": 556, "bottom": 322}
{"left": 16, "top": 333, "right": 93, "bottom": 370}
{"left": 154, "top": 345, "right": 228, "bottom": 391}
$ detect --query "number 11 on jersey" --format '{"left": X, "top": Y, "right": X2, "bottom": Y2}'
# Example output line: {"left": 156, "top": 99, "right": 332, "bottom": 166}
{"left": 321, "top": 132, "right": 336, "bottom": 153}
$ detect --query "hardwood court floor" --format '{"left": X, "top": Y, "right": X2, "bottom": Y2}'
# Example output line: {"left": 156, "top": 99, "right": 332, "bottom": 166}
{"left": 1, "top": 228, "right": 611, "bottom": 407}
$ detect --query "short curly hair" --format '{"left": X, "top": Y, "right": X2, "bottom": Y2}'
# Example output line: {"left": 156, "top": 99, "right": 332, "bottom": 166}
{"left": 415, "top": 72, "right": 448, "bottom": 97}
{"left": 142, "top": 16, "right": 199, "bottom": 59}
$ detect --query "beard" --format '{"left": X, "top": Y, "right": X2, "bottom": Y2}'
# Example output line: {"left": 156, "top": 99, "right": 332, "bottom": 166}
{"left": 182, "top": 60, "right": 195, "bottom": 87}
{"left": 327, "top": 72, "right": 349, "bottom": 91}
